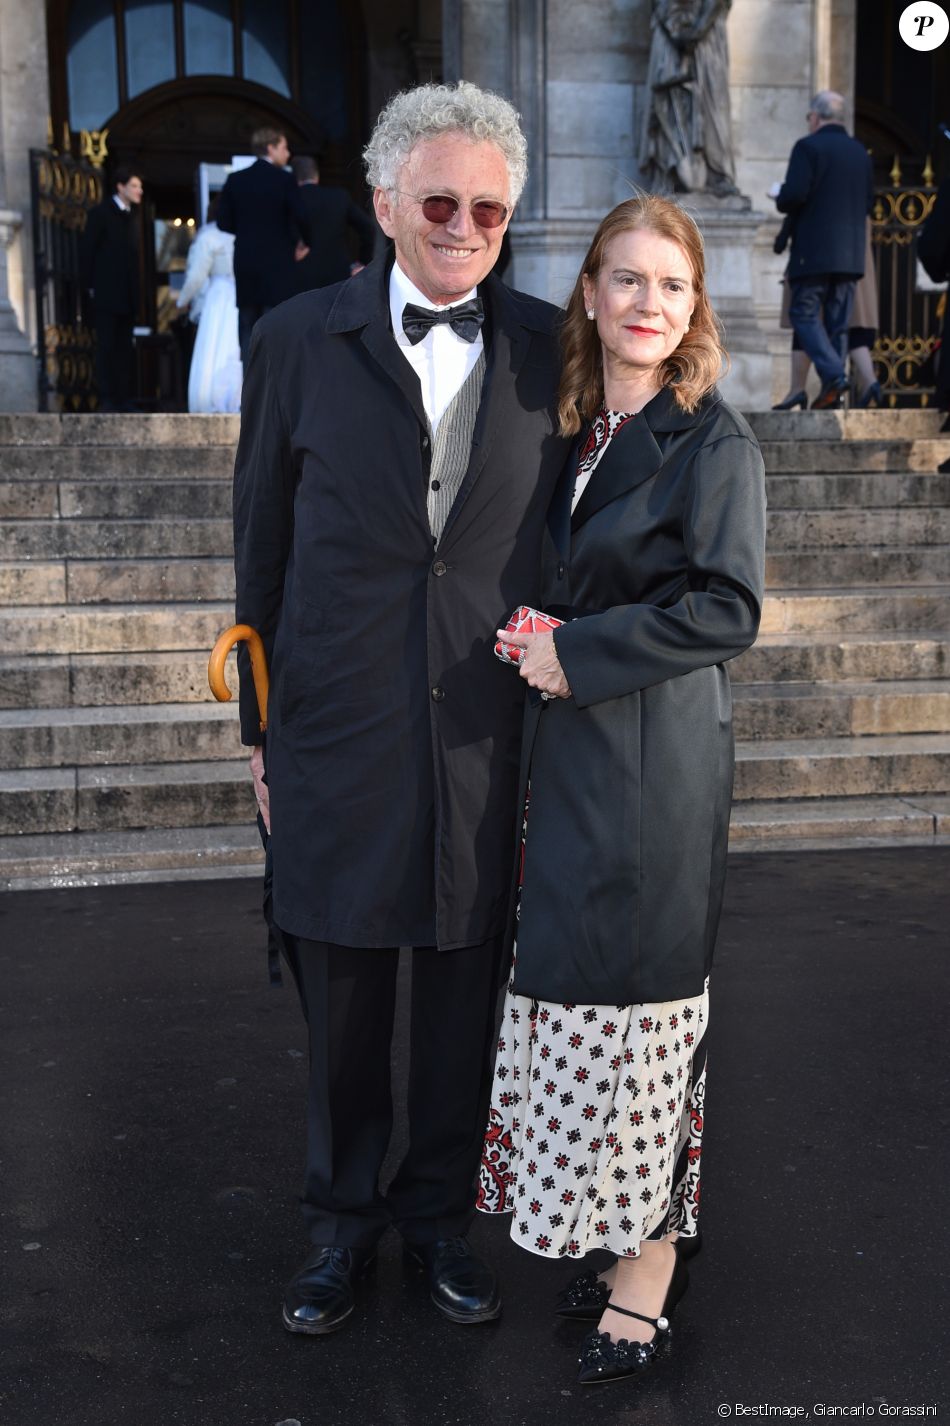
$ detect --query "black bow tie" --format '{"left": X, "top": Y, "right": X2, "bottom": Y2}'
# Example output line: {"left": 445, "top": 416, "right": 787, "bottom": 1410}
{"left": 402, "top": 297, "right": 484, "bottom": 345}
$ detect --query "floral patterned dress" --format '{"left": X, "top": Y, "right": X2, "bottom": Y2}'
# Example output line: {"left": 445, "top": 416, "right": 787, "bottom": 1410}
{"left": 476, "top": 409, "right": 708, "bottom": 1261}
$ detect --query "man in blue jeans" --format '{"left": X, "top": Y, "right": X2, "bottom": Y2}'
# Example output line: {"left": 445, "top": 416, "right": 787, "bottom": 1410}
{"left": 775, "top": 91, "right": 874, "bottom": 409}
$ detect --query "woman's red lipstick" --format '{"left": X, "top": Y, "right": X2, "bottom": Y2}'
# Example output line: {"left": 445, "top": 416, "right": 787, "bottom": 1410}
{"left": 626, "top": 325, "right": 662, "bottom": 335}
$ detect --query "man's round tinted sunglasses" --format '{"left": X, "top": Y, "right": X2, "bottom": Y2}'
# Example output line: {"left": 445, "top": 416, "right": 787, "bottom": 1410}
{"left": 395, "top": 191, "right": 509, "bottom": 229}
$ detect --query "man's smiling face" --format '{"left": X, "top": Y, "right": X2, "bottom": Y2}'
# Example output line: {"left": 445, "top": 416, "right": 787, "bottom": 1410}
{"left": 373, "top": 132, "right": 512, "bottom": 305}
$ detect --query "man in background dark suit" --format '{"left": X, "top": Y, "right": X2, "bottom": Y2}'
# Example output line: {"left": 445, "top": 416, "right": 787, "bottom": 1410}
{"left": 216, "top": 128, "right": 310, "bottom": 363}
{"left": 776, "top": 90, "right": 874, "bottom": 409}
{"left": 80, "top": 164, "right": 142, "bottom": 411}
{"left": 289, "top": 156, "right": 376, "bottom": 293}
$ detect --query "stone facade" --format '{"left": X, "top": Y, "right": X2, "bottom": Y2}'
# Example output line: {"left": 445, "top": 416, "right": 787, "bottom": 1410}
{"left": 0, "top": 0, "right": 858, "bottom": 411}
{"left": 446, "top": 0, "right": 858, "bottom": 407}
{"left": 0, "top": 0, "right": 48, "bottom": 410}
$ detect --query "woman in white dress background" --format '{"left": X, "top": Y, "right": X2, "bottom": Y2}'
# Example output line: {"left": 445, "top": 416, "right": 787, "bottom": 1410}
{"left": 176, "top": 196, "right": 242, "bottom": 413}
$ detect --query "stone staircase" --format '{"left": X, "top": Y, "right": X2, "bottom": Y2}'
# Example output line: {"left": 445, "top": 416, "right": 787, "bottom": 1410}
{"left": 0, "top": 408, "right": 947, "bottom": 889}
{"left": 731, "top": 408, "right": 950, "bottom": 850}
{"left": 0, "top": 415, "right": 256, "bottom": 888}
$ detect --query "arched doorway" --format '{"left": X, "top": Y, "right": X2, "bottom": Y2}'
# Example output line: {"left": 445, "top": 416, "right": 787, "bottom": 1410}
{"left": 42, "top": 0, "right": 446, "bottom": 407}
{"left": 49, "top": 0, "right": 368, "bottom": 194}
{"left": 104, "top": 76, "right": 334, "bottom": 219}
{"left": 45, "top": 0, "right": 371, "bottom": 405}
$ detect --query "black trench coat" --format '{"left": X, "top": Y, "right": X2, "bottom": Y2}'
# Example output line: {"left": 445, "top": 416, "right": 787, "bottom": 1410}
{"left": 233, "top": 258, "right": 568, "bottom": 949}
{"left": 510, "top": 387, "right": 766, "bottom": 1006}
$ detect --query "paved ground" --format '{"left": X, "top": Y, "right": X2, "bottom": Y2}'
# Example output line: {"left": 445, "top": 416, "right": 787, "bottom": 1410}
{"left": 1, "top": 848, "right": 948, "bottom": 1426}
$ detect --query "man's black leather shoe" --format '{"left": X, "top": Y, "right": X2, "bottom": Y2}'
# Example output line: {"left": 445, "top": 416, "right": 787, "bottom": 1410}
{"left": 282, "top": 1244, "right": 375, "bottom": 1335}
{"left": 405, "top": 1236, "right": 501, "bottom": 1324}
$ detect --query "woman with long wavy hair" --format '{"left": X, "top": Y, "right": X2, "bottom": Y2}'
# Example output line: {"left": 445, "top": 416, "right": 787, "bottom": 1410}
{"left": 478, "top": 194, "right": 766, "bottom": 1385}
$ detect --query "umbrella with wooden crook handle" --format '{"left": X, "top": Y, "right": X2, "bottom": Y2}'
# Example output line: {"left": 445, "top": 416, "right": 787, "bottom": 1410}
{"left": 208, "top": 624, "right": 289, "bottom": 986}
{"left": 208, "top": 622, "right": 269, "bottom": 732}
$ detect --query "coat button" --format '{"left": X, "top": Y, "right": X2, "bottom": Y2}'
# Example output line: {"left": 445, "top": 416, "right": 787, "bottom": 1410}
{"left": 432, "top": 559, "right": 447, "bottom": 576}
{"left": 557, "top": 562, "right": 566, "bottom": 578}
{"left": 431, "top": 479, "right": 441, "bottom": 491}
{"left": 422, "top": 435, "right": 430, "bottom": 448}
{"left": 431, "top": 685, "right": 445, "bottom": 702}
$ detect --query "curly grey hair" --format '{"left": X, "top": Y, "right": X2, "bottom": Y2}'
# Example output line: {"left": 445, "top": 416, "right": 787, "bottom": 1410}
{"left": 363, "top": 81, "right": 528, "bottom": 205}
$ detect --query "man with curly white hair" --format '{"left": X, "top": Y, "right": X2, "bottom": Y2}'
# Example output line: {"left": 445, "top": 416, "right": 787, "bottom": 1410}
{"left": 233, "top": 80, "right": 567, "bottom": 1335}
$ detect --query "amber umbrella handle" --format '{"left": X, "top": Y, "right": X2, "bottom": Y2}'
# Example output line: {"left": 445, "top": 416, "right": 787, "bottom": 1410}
{"left": 208, "top": 623, "right": 269, "bottom": 733}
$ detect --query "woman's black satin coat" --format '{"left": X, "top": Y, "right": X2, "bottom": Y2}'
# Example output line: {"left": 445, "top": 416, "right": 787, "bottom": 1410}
{"left": 510, "top": 387, "right": 767, "bottom": 1006}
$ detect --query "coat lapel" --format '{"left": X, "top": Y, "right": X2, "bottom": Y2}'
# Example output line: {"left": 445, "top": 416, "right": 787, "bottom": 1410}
{"left": 570, "top": 413, "right": 664, "bottom": 531}
{"left": 568, "top": 387, "right": 708, "bottom": 532}
{"left": 326, "top": 257, "right": 429, "bottom": 432}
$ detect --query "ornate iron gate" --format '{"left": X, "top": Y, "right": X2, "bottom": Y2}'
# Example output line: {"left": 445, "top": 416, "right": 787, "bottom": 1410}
{"left": 871, "top": 160, "right": 943, "bottom": 406}
{"left": 29, "top": 149, "right": 103, "bottom": 412}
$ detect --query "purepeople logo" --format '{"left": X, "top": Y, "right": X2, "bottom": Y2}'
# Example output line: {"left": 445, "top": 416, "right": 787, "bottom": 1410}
{"left": 899, "top": 1, "right": 949, "bottom": 49}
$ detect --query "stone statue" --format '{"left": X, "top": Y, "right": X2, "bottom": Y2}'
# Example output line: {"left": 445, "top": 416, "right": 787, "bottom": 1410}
{"left": 639, "top": 0, "right": 739, "bottom": 198}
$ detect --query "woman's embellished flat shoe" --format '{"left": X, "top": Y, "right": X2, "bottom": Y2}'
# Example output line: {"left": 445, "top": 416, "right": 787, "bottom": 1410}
{"left": 555, "top": 1267, "right": 612, "bottom": 1319}
{"left": 556, "top": 1233, "right": 700, "bottom": 1320}
{"left": 577, "top": 1251, "right": 688, "bottom": 1385}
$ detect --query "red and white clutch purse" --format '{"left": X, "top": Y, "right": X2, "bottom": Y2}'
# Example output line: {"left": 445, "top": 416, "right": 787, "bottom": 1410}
{"left": 494, "top": 605, "right": 565, "bottom": 667}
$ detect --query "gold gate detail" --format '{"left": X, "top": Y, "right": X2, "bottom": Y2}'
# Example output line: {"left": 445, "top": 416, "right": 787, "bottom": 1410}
{"left": 871, "top": 159, "right": 943, "bottom": 407}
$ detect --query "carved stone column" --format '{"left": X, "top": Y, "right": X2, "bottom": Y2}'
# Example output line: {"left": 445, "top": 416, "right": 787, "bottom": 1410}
{"left": 0, "top": 0, "right": 49, "bottom": 410}
{"left": 0, "top": 207, "right": 35, "bottom": 411}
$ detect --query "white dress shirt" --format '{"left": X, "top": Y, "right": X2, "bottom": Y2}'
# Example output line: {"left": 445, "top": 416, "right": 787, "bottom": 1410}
{"left": 389, "top": 260, "right": 484, "bottom": 432}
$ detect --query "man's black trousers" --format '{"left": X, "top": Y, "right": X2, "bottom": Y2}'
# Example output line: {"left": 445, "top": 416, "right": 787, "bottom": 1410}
{"left": 238, "top": 304, "right": 273, "bottom": 366}
{"left": 94, "top": 312, "right": 134, "bottom": 410}
{"left": 281, "top": 934, "right": 504, "bottom": 1252}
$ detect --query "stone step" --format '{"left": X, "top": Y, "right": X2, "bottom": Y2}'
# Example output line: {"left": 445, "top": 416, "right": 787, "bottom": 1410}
{"left": 2, "top": 791, "right": 947, "bottom": 889}
{"left": 4, "top": 471, "right": 948, "bottom": 518}
{"left": 0, "top": 480, "right": 231, "bottom": 519}
{"left": 0, "top": 650, "right": 236, "bottom": 709}
{"left": 4, "top": 733, "right": 947, "bottom": 835}
{"left": 0, "top": 703, "right": 245, "bottom": 770}
{"left": 766, "top": 508, "right": 947, "bottom": 549}
{"left": 765, "top": 470, "right": 950, "bottom": 509}
{"left": 1, "top": 640, "right": 944, "bottom": 713}
{"left": 0, "top": 413, "right": 240, "bottom": 446}
{"left": 13, "top": 506, "right": 947, "bottom": 555}
{"left": 0, "top": 655, "right": 70, "bottom": 708}
{"left": 729, "top": 793, "right": 950, "bottom": 851}
{"left": 766, "top": 549, "right": 950, "bottom": 588}
{"left": 745, "top": 409, "right": 950, "bottom": 442}
{"left": 0, "top": 559, "right": 234, "bottom": 605}
{"left": 5, "top": 586, "right": 947, "bottom": 659}
{"left": 757, "top": 438, "right": 950, "bottom": 473}
{"left": 0, "top": 682, "right": 905, "bottom": 764}
{"left": 0, "top": 445, "right": 234, "bottom": 479}
{"left": 67, "top": 559, "right": 234, "bottom": 604}
{"left": 3, "top": 603, "right": 234, "bottom": 654}
{"left": 760, "top": 588, "right": 950, "bottom": 634}
{"left": 5, "top": 551, "right": 944, "bottom": 608}
{"left": 732, "top": 632, "right": 950, "bottom": 684}
{"left": 732, "top": 680, "right": 950, "bottom": 740}
{"left": 0, "top": 519, "right": 231, "bottom": 560}
{"left": 0, "top": 824, "right": 264, "bottom": 891}
{"left": 733, "top": 732, "right": 950, "bottom": 800}
{"left": 6, "top": 684, "right": 937, "bottom": 769}
{"left": 0, "top": 561, "right": 66, "bottom": 605}
{"left": 0, "top": 759, "right": 255, "bottom": 836}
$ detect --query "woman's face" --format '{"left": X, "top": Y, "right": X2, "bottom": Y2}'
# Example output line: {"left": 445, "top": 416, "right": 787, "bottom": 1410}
{"left": 583, "top": 227, "right": 696, "bottom": 382}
